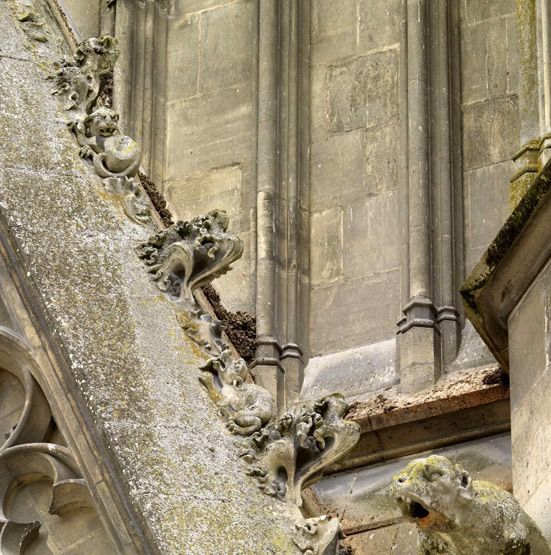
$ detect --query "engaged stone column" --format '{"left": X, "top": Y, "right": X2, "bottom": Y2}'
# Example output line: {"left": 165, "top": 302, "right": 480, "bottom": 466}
{"left": 398, "top": 0, "right": 441, "bottom": 393}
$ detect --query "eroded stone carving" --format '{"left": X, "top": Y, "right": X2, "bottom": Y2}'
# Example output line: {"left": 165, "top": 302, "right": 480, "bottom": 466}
{"left": 13, "top": 0, "right": 48, "bottom": 42}
{"left": 71, "top": 107, "right": 141, "bottom": 179}
{"left": 199, "top": 347, "right": 275, "bottom": 435}
{"left": 51, "top": 35, "right": 119, "bottom": 114}
{"left": 136, "top": 204, "right": 357, "bottom": 552}
{"left": 137, "top": 210, "right": 244, "bottom": 303}
{"left": 391, "top": 455, "right": 551, "bottom": 554}
{"left": 50, "top": 35, "right": 151, "bottom": 225}
{"left": 239, "top": 393, "right": 360, "bottom": 506}
{"left": 293, "top": 515, "right": 350, "bottom": 555}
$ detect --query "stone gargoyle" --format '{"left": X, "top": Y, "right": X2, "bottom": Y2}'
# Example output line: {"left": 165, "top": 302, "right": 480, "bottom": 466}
{"left": 70, "top": 107, "right": 141, "bottom": 179}
{"left": 390, "top": 455, "right": 551, "bottom": 555}
{"left": 199, "top": 347, "right": 274, "bottom": 436}
{"left": 51, "top": 35, "right": 119, "bottom": 114}
{"left": 239, "top": 394, "right": 360, "bottom": 506}
{"left": 136, "top": 210, "right": 243, "bottom": 304}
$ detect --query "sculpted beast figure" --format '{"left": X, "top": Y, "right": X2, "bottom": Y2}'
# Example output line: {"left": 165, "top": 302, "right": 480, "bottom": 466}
{"left": 70, "top": 107, "right": 141, "bottom": 178}
{"left": 199, "top": 348, "right": 274, "bottom": 436}
{"left": 390, "top": 455, "right": 551, "bottom": 555}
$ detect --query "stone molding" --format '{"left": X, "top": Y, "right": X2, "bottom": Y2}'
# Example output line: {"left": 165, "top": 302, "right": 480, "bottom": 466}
{"left": 461, "top": 158, "right": 551, "bottom": 371}
{"left": 397, "top": 0, "right": 463, "bottom": 392}
{"left": 253, "top": 1, "right": 311, "bottom": 408}
{"left": 0, "top": 326, "right": 116, "bottom": 553}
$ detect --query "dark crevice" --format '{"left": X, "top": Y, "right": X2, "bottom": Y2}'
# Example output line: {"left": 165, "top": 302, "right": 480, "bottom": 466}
{"left": 201, "top": 283, "right": 256, "bottom": 363}
{"left": 137, "top": 171, "right": 174, "bottom": 227}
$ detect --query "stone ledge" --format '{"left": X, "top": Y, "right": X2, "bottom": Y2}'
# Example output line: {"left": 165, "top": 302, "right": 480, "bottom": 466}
{"left": 348, "top": 364, "right": 508, "bottom": 433}
{"left": 328, "top": 365, "right": 510, "bottom": 472}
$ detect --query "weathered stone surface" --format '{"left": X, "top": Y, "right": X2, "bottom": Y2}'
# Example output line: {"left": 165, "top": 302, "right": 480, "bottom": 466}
{"left": 460, "top": 14, "right": 518, "bottom": 105}
{"left": 198, "top": 0, "right": 255, "bottom": 93}
{"left": 346, "top": 523, "right": 417, "bottom": 554}
{"left": 165, "top": 82, "right": 254, "bottom": 182}
{"left": 61, "top": 0, "right": 101, "bottom": 39}
{"left": 310, "top": 129, "right": 367, "bottom": 211}
{"left": 343, "top": 192, "right": 400, "bottom": 280}
{"left": 0, "top": 5, "right": 299, "bottom": 552}
{"left": 358, "top": 0, "right": 401, "bottom": 51}
{"left": 301, "top": 339, "right": 397, "bottom": 401}
{"left": 464, "top": 161, "right": 512, "bottom": 271}
{"left": 310, "top": 207, "right": 343, "bottom": 287}
{"left": 166, "top": 164, "right": 242, "bottom": 231}
{"left": 166, "top": 13, "right": 200, "bottom": 100}
{"left": 364, "top": 120, "right": 399, "bottom": 195}
{"left": 505, "top": 16, "right": 519, "bottom": 94}
{"left": 390, "top": 454, "right": 550, "bottom": 554}
{"left": 310, "top": 270, "right": 400, "bottom": 356}
{"left": 175, "top": 0, "right": 236, "bottom": 16}
{"left": 311, "top": 0, "right": 357, "bottom": 66}
{"left": 464, "top": 0, "right": 515, "bottom": 25}
{"left": 462, "top": 96, "right": 519, "bottom": 170}
{"left": 509, "top": 257, "right": 551, "bottom": 539}
{"left": 327, "top": 48, "right": 399, "bottom": 134}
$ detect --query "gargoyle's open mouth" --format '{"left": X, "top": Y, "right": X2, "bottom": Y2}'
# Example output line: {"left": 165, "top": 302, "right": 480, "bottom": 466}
{"left": 395, "top": 496, "right": 430, "bottom": 519}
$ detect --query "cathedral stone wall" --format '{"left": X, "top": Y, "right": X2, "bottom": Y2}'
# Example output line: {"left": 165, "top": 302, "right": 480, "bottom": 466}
{"left": 460, "top": 0, "right": 520, "bottom": 272}
{"left": 164, "top": 0, "right": 258, "bottom": 314}
{"left": 160, "top": 0, "right": 521, "bottom": 392}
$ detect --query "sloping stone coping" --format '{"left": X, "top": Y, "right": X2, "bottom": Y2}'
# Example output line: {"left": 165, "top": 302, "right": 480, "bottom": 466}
{"left": 460, "top": 159, "right": 551, "bottom": 371}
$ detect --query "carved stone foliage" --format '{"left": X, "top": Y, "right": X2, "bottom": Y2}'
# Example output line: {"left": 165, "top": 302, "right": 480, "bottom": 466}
{"left": 390, "top": 455, "right": 551, "bottom": 555}
{"left": 137, "top": 210, "right": 243, "bottom": 304}
{"left": 0, "top": 329, "right": 116, "bottom": 553}
{"left": 137, "top": 207, "right": 358, "bottom": 554}
{"left": 51, "top": 35, "right": 119, "bottom": 115}
{"left": 238, "top": 394, "right": 360, "bottom": 507}
{"left": 137, "top": 211, "right": 242, "bottom": 349}
{"left": 12, "top": 0, "right": 48, "bottom": 43}
{"left": 199, "top": 347, "right": 275, "bottom": 436}
{"left": 51, "top": 35, "right": 151, "bottom": 225}
{"left": 293, "top": 515, "right": 351, "bottom": 555}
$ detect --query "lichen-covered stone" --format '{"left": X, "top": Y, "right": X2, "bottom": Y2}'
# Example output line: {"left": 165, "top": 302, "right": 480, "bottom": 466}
{"left": 0, "top": 3, "right": 300, "bottom": 552}
{"left": 390, "top": 455, "right": 551, "bottom": 554}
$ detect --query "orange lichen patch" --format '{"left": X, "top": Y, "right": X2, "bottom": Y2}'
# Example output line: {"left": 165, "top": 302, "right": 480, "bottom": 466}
{"left": 417, "top": 510, "right": 448, "bottom": 530}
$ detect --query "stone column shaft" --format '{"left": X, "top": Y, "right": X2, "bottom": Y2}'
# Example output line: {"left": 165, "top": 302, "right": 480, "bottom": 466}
{"left": 252, "top": 0, "right": 310, "bottom": 409}
{"left": 407, "top": 0, "right": 431, "bottom": 300}
{"left": 252, "top": 0, "right": 283, "bottom": 405}
{"left": 398, "top": 0, "right": 441, "bottom": 393}
{"left": 431, "top": 0, "right": 459, "bottom": 364}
